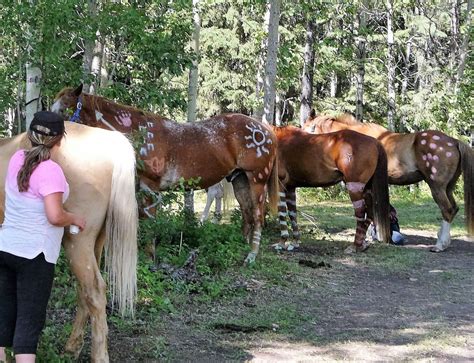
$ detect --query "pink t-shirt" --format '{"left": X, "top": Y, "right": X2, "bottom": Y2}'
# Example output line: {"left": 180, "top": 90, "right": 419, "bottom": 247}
{"left": 0, "top": 150, "right": 69, "bottom": 263}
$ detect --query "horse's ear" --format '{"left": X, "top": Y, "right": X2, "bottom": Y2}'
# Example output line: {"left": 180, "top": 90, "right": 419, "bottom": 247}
{"left": 74, "top": 84, "right": 83, "bottom": 96}
{"left": 310, "top": 109, "right": 316, "bottom": 118}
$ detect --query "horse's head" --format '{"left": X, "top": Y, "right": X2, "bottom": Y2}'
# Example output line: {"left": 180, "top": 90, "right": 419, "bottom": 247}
{"left": 302, "top": 109, "right": 324, "bottom": 133}
{"left": 51, "top": 84, "right": 83, "bottom": 117}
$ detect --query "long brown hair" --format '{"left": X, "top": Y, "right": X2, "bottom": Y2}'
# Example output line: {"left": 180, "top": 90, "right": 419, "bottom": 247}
{"left": 17, "top": 130, "right": 63, "bottom": 192}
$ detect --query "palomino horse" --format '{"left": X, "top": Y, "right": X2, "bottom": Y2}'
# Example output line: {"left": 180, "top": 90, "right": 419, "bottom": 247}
{"left": 52, "top": 85, "right": 279, "bottom": 264}
{"left": 303, "top": 110, "right": 474, "bottom": 252}
{"left": 0, "top": 122, "right": 138, "bottom": 362}
{"left": 273, "top": 126, "right": 392, "bottom": 252}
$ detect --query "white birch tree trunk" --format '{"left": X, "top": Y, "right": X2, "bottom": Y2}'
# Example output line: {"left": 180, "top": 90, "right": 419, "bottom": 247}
{"left": 454, "top": 0, "right": 472, "bottom": 94}
{"left": 25, "top": 63, "right": 42, "bottom": 129}
{"left": 299, "top": 18, "right": 316, "bottom": 126}
{"left": 262, "top": 0, "right": 281, "bottom": 125}
{"left": 253, "top": 6, "right": 271, "bottom": 120}
{"left": 386, "top": 0, "right": 396, "bottom": 131}
{"left": 355, "top": 2, "right": 367, "bottom": 121}
{"left": 184, "top": 0, "right": 201, "bottom": 214}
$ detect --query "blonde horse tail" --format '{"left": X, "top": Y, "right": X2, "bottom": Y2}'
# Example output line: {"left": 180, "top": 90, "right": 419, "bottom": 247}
{"left": 104, "top": 133, "right": 138, "bottom": 317}
{"left": 371, "top": 142, "right": 392, "bottom": 244}
{"left": 459, "top": 142, "right": 474, "bottom": 236}
{"left": 266, "top": 153, "right": 280, "bottom": 215}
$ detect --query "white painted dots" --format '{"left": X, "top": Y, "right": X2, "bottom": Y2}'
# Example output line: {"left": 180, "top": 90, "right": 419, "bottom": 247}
{"left": 419, "top": 133, "right": 458, "bottom": 180}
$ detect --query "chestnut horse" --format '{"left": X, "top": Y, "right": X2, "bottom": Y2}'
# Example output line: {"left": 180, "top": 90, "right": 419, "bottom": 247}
{"left": 303, "top": 111, "right": 474, "bottom": 252}
{"left": 0, "top": 122, "right": 138, "bottom": 362}
{"left": 52, "top": 85, "right": 279, "bottom": 264}
{"left": 273, "top": 126, "right": 392, "bottom": 253}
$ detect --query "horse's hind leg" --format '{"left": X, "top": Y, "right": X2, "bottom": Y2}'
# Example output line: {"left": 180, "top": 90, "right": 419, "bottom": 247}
{"left": 429, "top": 182, "right": 459, "bottom": 252}
{"left": 63, "top": 232, "right": 109, "bottom": 362}
{"left": 232, "top": 173, "right": 254, "bottom": 243}
{"left": 243, "top": 176, "right": 267, "bottom": 264}
{"left": 345, "top": 182, "right": 371, "bottom": 253}
{"left": 274, "top": 189, "right": 290, "bottom": 250}
{"left": 285, "top": 187, "right": 301, "bottom": 249}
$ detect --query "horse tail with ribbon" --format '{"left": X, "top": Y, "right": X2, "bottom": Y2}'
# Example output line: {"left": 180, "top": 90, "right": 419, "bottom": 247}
{"left": 459, "top": 141, "right": 474, "bottom": 236}
{"left": 370, "top": 142, "right": 392, "bottom": 244}
{"left": 104, "top": 132, "right": 139, "bottom": 316}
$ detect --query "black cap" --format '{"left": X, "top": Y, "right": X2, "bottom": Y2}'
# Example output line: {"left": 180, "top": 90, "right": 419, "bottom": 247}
{"left": 30, "top": 111, "right": 65, "bottom": 136}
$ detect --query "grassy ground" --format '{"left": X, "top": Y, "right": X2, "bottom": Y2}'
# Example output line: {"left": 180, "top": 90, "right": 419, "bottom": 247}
{"left": 32, "top": 187, "right": 473, "bottom": 362}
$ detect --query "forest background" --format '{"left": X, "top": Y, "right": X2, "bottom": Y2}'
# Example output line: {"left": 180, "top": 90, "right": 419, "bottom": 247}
{"left": 0, "top": 0, "right": 472, "bottom": 140}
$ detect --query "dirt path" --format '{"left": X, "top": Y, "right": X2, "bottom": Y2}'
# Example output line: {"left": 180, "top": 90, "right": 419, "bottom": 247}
{"left": 105, "top": 228, "right": 474, "bottom": 362}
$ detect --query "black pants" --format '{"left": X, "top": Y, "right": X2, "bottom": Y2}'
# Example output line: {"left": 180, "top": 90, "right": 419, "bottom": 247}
{"left": 0, "top": 252, "right": 55, "bottom": 355}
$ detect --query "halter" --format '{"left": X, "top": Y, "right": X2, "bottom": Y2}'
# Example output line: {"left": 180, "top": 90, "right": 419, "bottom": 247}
{"left": 69, "top": 96, "right": 83, "bottom": 122}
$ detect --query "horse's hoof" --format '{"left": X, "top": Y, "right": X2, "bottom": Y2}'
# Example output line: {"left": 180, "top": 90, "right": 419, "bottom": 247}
{"left": 344, "top": 245, "right": 356, "bottom": 254}
{"left": 244, "top": 252, "right": 257, "bottom": 265}
{"left": 286, "top": 243, "right": 299, "bottom": 251}
{"left": 430, "top": 245, "right": 445, "bottom": 253}
{"left": 272, "top": 242, "right": 285, "bottom": 251}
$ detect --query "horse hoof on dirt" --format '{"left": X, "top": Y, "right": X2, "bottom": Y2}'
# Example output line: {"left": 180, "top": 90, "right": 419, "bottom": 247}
{"left": 430, "top": 245, "right": 446, "bottom": 253}
{"left": 286, "top": 243, "right": 299, "bottom": 251}
{"left": 344, "top": 245, "right": 356, "bottom": 254}
{"left": 244, "top": 252, "right": 257, "bottom": 265}
{"left": 272, "top": 242, "right": 285, "bottom": 251}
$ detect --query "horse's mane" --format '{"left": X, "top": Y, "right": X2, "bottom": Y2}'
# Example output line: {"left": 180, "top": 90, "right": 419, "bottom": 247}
{"left": 334, "top": 113, "right": 361, "bottom": 125}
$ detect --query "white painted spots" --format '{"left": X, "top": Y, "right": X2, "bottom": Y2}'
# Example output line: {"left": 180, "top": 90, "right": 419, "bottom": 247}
{"left": 421, "top": 132, "right": 427, "bottom": 136}
{"left": 431, "top": 166, "right": 437, "bottom": 174}
{"left": 278, "top": 202, "right": 287, "bottom": 207}
{"left": 430, "top": 174, "right": 435, "bottom": 180}
{"left": 147, "top": 132, "right": 154, "bottom": 139}
{"left": 147, "top": 121, "right": 154, "bottom": 128}
{"left": 432, "top": 135, "right": 440, "bottom": 140}
{"left": 429, "top": 143, "right": 437, "bottom": 149}
{"left": 279, "top": 220, "right": 288, "bottom": 225}
{"left": 422, "top": 155, "right": 427, "bottom": 161}
{"left": 258, "top": 172, "right": 263, "bottom": 180}
{"left": 433, "top": 155, "right": 439, "bottom": 161}
{"left": 147, "top": 143, "right": 155, "bottom": 151}
{"left": 278, "top": 212, "right": 287, "bottom": 217}
{"left": 447, "top": 142, "right": 453, "bottom": 147}
{"left": 426, "top": 161, "right": 430, "bottom": 168}
{"left": 446, "top": 151, "right": 453, "bottom": 158}
{"left": 264, "top": 167, "right": 269, "bottom": 175}
{"left": 245, "top": 122, "right": 273, "bottom": 157}
{"left": 420, "top": 139, "right": 427, "bottom": 145}
{"left": 427, "top": 153, "right": 432, "bottom": 159}
{"left": 439, "top": 146, "right": 444, "bottom": 151}
{"left": 140, "top": 146, "right": 148, "bottom": 157}
{"left": 278, "top": 192, "right": 286, "bottom": 197}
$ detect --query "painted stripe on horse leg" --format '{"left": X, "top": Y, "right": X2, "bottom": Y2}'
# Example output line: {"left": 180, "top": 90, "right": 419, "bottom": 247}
{"left": 346, "top": 182, "right": 366, "bottom": 193}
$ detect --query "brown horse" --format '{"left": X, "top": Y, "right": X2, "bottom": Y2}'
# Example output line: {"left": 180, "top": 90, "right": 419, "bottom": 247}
{"left": 303, "top": 110, "right": 474, "bottom": 252}
{"left": 0, "top": 122, "right": 138, "bottom": 362}
{"left": 273, "top": 126, "right": 392, "bottom": 252}
{"left": 52, "top": 85, "right": 279, "bottom": 264}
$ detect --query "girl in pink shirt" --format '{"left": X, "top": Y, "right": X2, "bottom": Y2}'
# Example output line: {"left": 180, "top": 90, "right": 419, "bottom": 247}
{"left": 0, "top": 111, "right": 86, "bottom": 363}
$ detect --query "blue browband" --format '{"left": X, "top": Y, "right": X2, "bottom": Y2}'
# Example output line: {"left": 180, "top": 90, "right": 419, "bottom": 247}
{"left": 69, "top": 96, "right": 82, "bottom": 122}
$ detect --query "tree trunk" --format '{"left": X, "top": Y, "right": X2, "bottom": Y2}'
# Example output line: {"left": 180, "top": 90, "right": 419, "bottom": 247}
{"left": 83, "top": 0, "right": 101, "bottom": 94}
{"left": 184, "top": 0, "right": 201, "bottom": 214}
{"left": 386, "top": 0, "right": 396, "bottom": 131}
{"left": 454, "top": 0, "right": 472, "bottom": 94}
{"left": 299, "top": 18, "right": 316, "bottom": 126}
{"left": 355, "top": 2, "right": 367, "bottom": 121}
{"left": 262, "top": 0, "right": 281, "bottom": 125}
{"left": 330, "top": 72, "right": 337, "bottom": 98}
{"left": 400, "top": 35, "right": 412, "bottom": 131}
{"left": 253, "top": 5, "right": 271, "bottom": 120}
{"left": 25, "top": 63, "right": 42, "bottom": 129}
